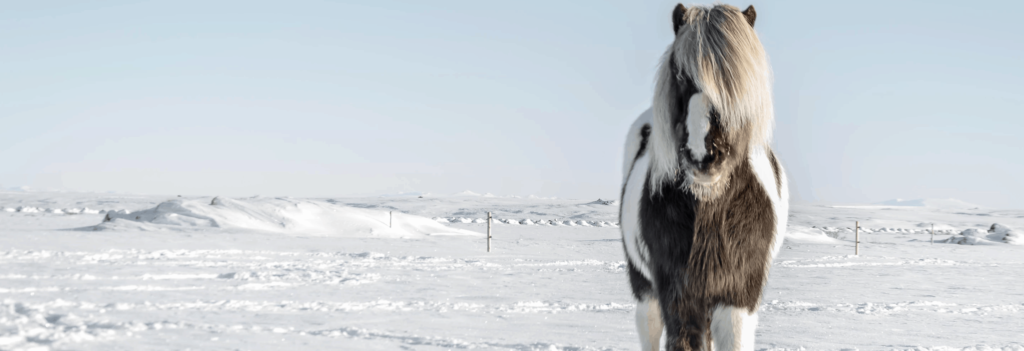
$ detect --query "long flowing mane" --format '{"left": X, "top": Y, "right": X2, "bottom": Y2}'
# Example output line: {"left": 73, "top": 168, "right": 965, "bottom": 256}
{"left": 620, "top": 5, "right": 788, "bottom": 350}
{"left": 649, "top": 4, "right": 773, "bottom": 191}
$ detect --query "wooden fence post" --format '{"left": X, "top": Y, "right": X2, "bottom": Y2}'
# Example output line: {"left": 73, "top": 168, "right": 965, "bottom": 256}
{"left": 487, "top": 212, "right": 492, "bottom": 253}
{"left": 390, "top": 211, "right": 392, "bottom": 228}
{"left": 855, "top": 221, "right": 860, "bottom": 255}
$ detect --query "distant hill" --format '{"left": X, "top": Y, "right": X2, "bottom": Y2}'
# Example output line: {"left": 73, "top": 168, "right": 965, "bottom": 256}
{"left": 875, "top": 198, "right": 982, "bottom": 210}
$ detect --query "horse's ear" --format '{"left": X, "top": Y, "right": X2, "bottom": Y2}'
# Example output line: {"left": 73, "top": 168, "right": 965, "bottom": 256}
{"left": 672, "top": 4, "right": 687, "bottom": 34}
{"left": 742, "top": 5, "right": 756, "bottom": 27}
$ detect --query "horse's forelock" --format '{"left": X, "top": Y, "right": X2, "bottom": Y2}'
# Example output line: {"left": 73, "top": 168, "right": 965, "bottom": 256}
{"left": 672, "top": 5, "right": 773, "bottom": 147}
{"left": 649, "top": 4, "right": 773, "bottom": 195}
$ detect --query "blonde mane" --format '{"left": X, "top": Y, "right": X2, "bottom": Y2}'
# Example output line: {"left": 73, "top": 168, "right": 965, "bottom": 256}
{"left": 649, "top": 4, "right": 773, "bottom": 191}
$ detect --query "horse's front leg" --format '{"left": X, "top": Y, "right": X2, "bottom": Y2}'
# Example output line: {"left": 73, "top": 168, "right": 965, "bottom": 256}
{"left": 634, "top": 294, "right": 663, "bottom": 351}
{"left": 710, "top": 305, "right": 758, "bottom": 351}
{"left": 656, "top": 271, "right": 707, "bottom": 351}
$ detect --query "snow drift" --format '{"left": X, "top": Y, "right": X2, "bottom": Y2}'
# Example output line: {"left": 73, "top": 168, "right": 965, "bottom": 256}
{"left": 85, "top": 197, "right": 481, "bottom": 238}
{"left": 784, "top": 226, "right": 839, "bottom": 243}
{"left": 586, "top": 199, "right": 619, "bottom": 206}
{"left": 984, "top": 223, "right": 1022, "bottom": 245}
{"left": 939, "top": 223, "right": 1022, "bottom": 245}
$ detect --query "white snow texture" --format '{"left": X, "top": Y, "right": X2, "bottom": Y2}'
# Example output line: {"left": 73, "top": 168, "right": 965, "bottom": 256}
{"left": 0, "top": 192, "right": 1022, "bottom": 350}
{"left": 92, "top": 197, "right": 479, "bottom": 238}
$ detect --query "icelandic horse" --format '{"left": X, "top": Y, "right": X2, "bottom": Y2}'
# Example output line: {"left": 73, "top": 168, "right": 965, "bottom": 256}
{"left": 620, "top": 4, "right": 788, "bottom": 351}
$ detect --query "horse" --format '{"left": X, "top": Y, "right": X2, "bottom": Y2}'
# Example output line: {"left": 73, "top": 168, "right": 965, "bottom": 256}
{"left": 619, "top": 4, "right": 788, "bottom": 351}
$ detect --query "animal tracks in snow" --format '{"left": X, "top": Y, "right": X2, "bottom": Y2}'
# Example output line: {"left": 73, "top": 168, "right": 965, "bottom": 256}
{"left": 760, "top": 299, "right": 1024, "bottom": 316}
{"left": 774, "top": 255, "right": 996, "bottom": 268}
{"left": 2, "top": 296, "right": 624, "bottom": 351}
{"left": 0, "top": 249, "right": 626, "bottom": 274}
{"left": 0, "top": 248, "right": 634, "bottom": 349}
{"left": 3, "top": 298, "right": 633, "bottom": 317}
{"left": 304, "top": 325, "right": 618, "bottom": 351}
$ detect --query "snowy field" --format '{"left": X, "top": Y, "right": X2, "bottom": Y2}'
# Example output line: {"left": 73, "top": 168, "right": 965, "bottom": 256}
{"left": 0, "top": 192, "right": 1022, "bottom": 350}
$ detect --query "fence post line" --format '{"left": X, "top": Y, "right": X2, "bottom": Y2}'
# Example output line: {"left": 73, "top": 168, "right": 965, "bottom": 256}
{"left": 487, "top": 212, "right": 492, "bottom": 253}
{"left": 855, "top": 221, "right": 860, "bottom": 255}
{"left": 389, "top": 211, "right": 392, "bottom": 228}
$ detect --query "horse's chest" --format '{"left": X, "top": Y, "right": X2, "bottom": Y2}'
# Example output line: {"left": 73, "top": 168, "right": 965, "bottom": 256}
{"left": 621, "top": 153, "right": 706, "bottom": 278}
{"left": 637, "top": 174, "right": 700, "bottom": 270}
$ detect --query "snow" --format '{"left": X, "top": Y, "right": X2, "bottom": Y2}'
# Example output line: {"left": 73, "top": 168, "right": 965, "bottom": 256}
{"left": 0, "top": 192, "right": 1022, "bottom": 350}
{"left": 879, "top": 198, "right": 984, "bottom": 209}
{"left": 938, "top": 224, "right": 1024, "bottom": 246}
{"left": 89, "top": 197, "right": 480, "bottom": 238}
{"left": 16, "top": 206, "right": 40, "bottom": 213}
{"left": 988, "top": 223, "right": 1024, "bottom": 245}
{"left": 836, "top": 198, "right": 985, "bottom": 210}
{"left": 587, "top": 198, "right": 620, "bottom": 206}
{"left": 783, "top": 226, "right": 839, "bottom": 243}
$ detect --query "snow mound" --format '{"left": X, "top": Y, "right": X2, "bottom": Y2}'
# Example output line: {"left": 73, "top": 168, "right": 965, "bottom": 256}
{"left": 784, "top": 227, "right": 839, "bottom": 243}
{"left": 85, "top": 197, "right": 481, "bottom": 238}
{"left": 429, "top": 216, "right": 620, "bottom": 227}
{"left": 939, "top": 224, "right": 1021, "bottom": 245}
{"left": 987, "top": 223, "right": 1023, "bottom": 245}
{"left": 16, "top": 206, "right": 40, "bottom": 213}
{"left": 452, "top": 190, "right": 481, "bottom": 197}
{"left": 876, "top": 198, "right": 982, "bottom": 209}
{"left": 939, "top": 228, "right": 997, "bottom": 245}
{"left": 0, "top": 206, "right": 102, "bottom": 215}
{"left": 586, "top": 199, "right": 620, "bottom": 206}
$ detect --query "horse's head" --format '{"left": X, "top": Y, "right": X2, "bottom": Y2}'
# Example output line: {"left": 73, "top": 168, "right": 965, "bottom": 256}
{"left": 648, "top": 4, "right": 773, "bottom": 201}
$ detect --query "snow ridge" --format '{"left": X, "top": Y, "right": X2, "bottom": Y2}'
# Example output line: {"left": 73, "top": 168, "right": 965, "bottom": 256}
{"left": 83, "top": 197, "right": 481, "bottom": 238}
{"left": 433, "top": 217, "right": 620, "bottom": 227}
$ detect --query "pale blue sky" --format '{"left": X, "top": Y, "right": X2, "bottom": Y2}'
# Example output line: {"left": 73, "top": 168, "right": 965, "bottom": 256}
{"left": 2, "top": 1, "right": 1022, "bottom": 208}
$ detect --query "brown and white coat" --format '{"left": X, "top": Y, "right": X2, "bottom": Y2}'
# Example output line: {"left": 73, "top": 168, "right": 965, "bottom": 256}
{"left": 619, "top": 4, "right": 789, "bottom": 351}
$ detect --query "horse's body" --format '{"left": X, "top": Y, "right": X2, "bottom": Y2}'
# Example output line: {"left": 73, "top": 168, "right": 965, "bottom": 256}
{"left": 620, "top": 4, "right": 788, "bottom": 351}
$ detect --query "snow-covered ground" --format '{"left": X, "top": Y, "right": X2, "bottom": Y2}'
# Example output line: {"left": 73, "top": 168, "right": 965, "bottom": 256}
{"left": 0, "top": 192, "right": 1022, "bottom": 350}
